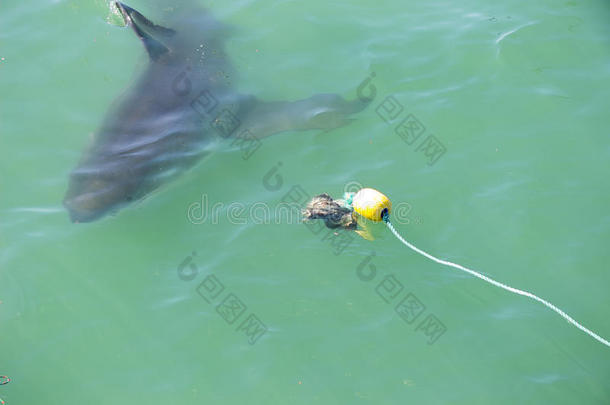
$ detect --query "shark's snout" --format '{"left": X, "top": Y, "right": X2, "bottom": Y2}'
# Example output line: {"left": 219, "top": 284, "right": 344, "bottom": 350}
{"left": 63, "top": 194, "right": 107, "bottom": 223}
{"left": 63, "top": 169, "right": 130, "bottom": 223}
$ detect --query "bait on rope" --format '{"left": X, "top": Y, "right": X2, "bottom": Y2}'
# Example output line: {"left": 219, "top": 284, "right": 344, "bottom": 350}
{"left": 302, "top": 187, "right": 610, "bottom": 348}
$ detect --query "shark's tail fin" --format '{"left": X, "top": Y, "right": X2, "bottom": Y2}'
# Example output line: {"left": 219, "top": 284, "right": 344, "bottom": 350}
{"left": 115, "top": 2, "right": 175, "bottom": 61}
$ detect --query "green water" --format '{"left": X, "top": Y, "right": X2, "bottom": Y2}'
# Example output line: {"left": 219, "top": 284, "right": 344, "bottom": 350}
{"left": 1, "top": 0, "right": 610, "bottom": 403}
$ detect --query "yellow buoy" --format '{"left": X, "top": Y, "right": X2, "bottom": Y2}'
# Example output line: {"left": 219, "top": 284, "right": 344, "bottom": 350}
{"left": 352, "top": 188, "right": 391, "bottom": 222}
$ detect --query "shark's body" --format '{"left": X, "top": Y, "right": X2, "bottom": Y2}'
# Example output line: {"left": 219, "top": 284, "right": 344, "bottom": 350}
{"left": 64, "top": 2, "right": 370, "bottom": 222}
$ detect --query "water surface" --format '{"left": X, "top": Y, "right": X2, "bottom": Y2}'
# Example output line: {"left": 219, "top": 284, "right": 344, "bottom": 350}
{"left": 1, "top": 0, "right": 609, "bottom": 403}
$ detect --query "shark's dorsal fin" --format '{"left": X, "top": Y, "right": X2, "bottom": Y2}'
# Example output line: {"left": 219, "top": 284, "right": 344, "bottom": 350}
{"left": 115, "top": 2, "right": 175, "bottom": 61}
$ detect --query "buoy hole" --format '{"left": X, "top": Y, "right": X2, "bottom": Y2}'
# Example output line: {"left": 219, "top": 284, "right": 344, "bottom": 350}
{"left": 381, "top": 208, "right": 388, "bottom": 221}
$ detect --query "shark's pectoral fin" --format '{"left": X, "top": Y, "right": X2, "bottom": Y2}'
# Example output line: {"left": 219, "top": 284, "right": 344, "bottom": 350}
{"left": 294, "top": 94, "right": 369, "bottom": 132}
{"left": 115, "top": 2, "right": 175, "bottom": 61}
{"left": 241, "top": 93, "right": 370, "bottom": 140}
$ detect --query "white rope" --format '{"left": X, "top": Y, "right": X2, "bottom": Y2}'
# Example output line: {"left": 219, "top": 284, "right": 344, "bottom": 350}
{"left": 385, "top": 220, "right": 610, "bottom": 348}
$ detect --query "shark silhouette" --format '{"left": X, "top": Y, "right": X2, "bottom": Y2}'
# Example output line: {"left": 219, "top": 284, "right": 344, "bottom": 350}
{"left": 63, "top": 2, "right": 372, "bottom": 222}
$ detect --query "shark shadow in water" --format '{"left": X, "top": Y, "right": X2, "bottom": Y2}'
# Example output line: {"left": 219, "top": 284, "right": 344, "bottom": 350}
{"left": 63, "top": 2, "right": 373, "bottom": 222}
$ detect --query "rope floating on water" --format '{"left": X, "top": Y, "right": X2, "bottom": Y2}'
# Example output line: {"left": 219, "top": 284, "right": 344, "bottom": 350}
{"left": 306, "top": 186, "right": 609, "bottom": 348}
{"left": 383, "top": 216, "right": 610, "bottom": 348}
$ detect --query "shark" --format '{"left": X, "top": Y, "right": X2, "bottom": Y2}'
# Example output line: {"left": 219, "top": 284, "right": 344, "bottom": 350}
{"left": 63, "top": 2, "right": 372, "bottom": 222}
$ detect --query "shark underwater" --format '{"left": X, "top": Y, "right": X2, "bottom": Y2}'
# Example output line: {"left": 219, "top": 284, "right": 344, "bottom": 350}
{"left": 63, "top": 2, "right": 371, "bottom": 222}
